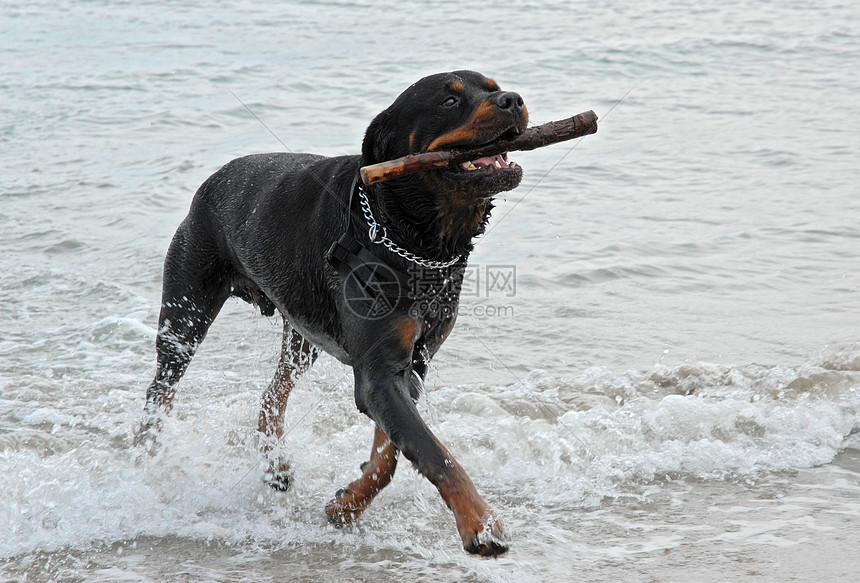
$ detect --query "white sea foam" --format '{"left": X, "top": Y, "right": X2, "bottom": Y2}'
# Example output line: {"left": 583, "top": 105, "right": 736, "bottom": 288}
{"left": 3, "top": 338, "right": 858, "bottom": 561}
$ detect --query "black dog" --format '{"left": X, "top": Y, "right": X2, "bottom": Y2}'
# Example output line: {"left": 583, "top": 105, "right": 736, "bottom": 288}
{"left": 142, "top": 70, "right": 528, "bottom": 556}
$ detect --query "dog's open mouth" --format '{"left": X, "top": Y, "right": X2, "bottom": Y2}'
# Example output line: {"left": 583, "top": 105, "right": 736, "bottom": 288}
{"left": 458, "top": 153, "right": 517, "bottom": 173}
{"left": 432, "top": 124, "right": 525, "bottom": 197}
{"left": 446, "top": 125, "right": 522, "bottom": 176}
{"left": 439, "top": 149, "right": 523, "bottom": 198}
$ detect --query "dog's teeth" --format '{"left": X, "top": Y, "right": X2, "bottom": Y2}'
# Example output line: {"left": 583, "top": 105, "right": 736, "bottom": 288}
{"left": 494, "top": 160, "right": 502, "bottom": 169}
{"left": 461, "top": 161, "right": 477, "bottom": 171}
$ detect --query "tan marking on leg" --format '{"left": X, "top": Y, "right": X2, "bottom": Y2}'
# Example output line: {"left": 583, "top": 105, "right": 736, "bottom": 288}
{"left": 326, "top": 425, "right": 399, "bottom": 525}
{"left": 149, "top": 381, "right": 177, "bottom": 413}
{"left": 258, "top": 348, "right": 297, "bottom": 488}
{"left": 258, "top": 356, "right": 296, "bottom": 443}
{"left": 258, "top": 328, "right": 316, "bottom": 489}
{"left": 431, "top": 443, "right": 508, "bottom": 556}
{"left": 395, "top": 317, "right": 419, "bottom": 352}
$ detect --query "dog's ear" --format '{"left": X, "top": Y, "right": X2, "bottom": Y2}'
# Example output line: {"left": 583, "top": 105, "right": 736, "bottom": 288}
{"left": 361, "top": 108, "right": 396, "bottom": 165}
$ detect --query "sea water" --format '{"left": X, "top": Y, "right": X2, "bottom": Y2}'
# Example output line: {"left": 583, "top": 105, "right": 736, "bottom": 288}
{"left": 2, "top": 1, "right": 859, "bottom": 581}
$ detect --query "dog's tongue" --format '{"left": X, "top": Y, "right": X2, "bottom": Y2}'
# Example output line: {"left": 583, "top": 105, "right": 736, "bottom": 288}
{"left": 473, "top": 153, "right": 509, "bottom": 168}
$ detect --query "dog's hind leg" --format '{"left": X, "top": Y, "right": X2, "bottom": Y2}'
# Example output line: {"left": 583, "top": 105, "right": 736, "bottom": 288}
{"left": 141, "top": 222, "right": 230, "bottom": 434}
{"left": 325, "top": 424, "right": 399, "bottom": 525}
{"left": 259, "top": 324, "right": 318, "bottom": 491}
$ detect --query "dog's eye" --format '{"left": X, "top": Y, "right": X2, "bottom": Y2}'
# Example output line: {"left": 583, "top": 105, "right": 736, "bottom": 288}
{"left": 442, "top": 96, "right": 459, "bottom": 107}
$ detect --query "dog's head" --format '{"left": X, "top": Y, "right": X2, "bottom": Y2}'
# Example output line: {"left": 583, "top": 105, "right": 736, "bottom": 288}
{"left": 362, "top": 70, "right": 529, "bottom": 201}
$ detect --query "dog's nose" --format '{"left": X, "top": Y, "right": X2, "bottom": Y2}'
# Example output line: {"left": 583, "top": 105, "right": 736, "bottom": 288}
{"left": 493, "top": 91, "right": 525, "bottom": 114}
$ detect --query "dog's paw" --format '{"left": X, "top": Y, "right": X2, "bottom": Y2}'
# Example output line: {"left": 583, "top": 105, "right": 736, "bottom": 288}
{"left": 324, "top": 487, "right": 361, "bottom": 527}
{"left": 132, "top": 417, "right": 163, "bottom": 452}
{"left": 464, "top": 534, "right": 509, "bottom": 557}
{"left": 462, "top": 516, "right": 510, "bottom": 557}
{"left": 262, "top": 462, "right": 293, "bottom": 492}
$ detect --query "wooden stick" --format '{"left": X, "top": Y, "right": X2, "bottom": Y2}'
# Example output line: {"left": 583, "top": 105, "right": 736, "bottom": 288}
{"left": 360, "top": 110, "right": 598, "bottom": 186}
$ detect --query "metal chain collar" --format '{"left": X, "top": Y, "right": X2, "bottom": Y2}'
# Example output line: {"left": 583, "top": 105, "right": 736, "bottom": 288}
{"left": 356, "top": 184, "right": 463, "bottom": 269}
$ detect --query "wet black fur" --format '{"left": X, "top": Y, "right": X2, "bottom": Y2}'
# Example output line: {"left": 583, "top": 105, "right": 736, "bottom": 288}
{"left": 144, "top": 70, "right": 527, "bottom": 514}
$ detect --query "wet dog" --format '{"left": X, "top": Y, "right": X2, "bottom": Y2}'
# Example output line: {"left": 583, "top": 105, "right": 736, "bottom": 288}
{"left": 142, "top": 70, "right": 528, "bottom": 556}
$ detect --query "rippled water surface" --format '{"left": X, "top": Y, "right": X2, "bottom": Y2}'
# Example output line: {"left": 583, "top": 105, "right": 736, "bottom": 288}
{"left": 2, "top": 1, "right": 860, "bottom": 581}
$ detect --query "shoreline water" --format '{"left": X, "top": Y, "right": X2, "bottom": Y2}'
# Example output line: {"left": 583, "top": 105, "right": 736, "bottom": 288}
{"left": 3, "top": 0, "right": 859, "bottom": 580}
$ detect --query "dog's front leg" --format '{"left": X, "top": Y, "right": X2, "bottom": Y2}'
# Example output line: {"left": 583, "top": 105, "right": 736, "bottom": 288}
{"left": 353, "top": 366, "right": 509, "bottom": 556}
